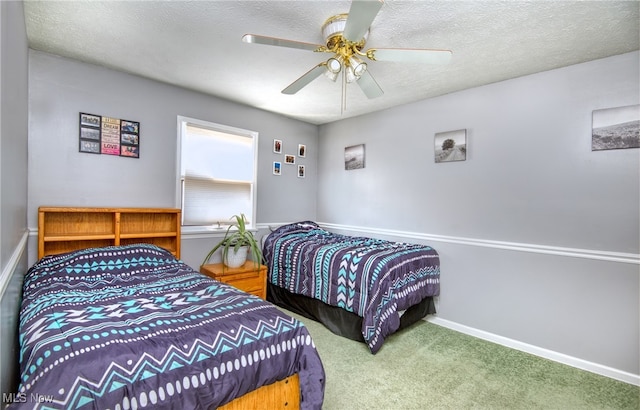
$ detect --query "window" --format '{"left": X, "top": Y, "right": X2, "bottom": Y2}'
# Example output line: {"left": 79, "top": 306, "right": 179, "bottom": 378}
{"left": 177, "top": 116, "right": 258, "bottom": 229}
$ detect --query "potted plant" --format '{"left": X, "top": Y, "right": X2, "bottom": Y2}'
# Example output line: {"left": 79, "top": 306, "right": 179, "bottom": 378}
{"left": 201, "top": 214, "right": 263, "bottom": 269}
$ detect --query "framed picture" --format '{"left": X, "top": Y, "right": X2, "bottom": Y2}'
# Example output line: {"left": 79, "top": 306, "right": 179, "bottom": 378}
{"left": 345, "top": 144, "right": 365, "bottom": 170}
{"left": 298, "top": 165, "right": 305, "bottom": 178}
{"left": 79, "top": 112, "right": 141, "bottom": 158}
{"left": 273, "top": 139, "right": 282, "bottom": 154}
{"left": 121, "top": 133, "right": 139, "bottom": 145}
{"left": 273, "top": 161, "right": 282, "bottom": 175}
{"left": 435, "top": 129, "right": 467, "bottom": 163}
{"left": 120, "top": 145, "right": 139, "bottom": 158}
{"left": 121, "top": 120, "right": 140, "bottom": 134}
{"left": 80, "top": 113, "right": 101, "bottom": 128}
{"left": 284, "top": 154, "right": 296, "bottom": 164}
{"left": 80, "top": 127, "right": 100, "bottom": 140}
{"left": 79, "top": 140, "right": 101, "bottom": 154}
{"left": 79, "top": 113, "right": 102, "bottom": 154}
{"left": 101, "top": 116, "right": 121, "bottom": 155}
{"left": 298, "top": 144, "right": 306, "bottom": 157}
{"left": 592, "top": 104, "right": 640, "bottom": 151}
{"left": 120, "top": 119, "right": 140, "bottom": 158}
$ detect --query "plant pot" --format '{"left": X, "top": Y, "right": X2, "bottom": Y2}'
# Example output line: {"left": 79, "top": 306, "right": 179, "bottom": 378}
{"left": 224, "top": 246, "right": 248, "bottom": 268}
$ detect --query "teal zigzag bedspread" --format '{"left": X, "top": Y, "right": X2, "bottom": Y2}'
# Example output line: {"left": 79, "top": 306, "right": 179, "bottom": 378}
{"left": 13, "top": 244, "right": 324, "bottom": 409}
{"left": 263, "top": 222, "right": 440, "bottom": 353}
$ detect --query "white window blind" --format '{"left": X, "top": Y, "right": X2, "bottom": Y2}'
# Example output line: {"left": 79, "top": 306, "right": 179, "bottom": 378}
{"left": 182, "top": 178, "right": 252, "bottom": 226}
{"left": 178, "top": 118, "right": 257, "bottom": 227}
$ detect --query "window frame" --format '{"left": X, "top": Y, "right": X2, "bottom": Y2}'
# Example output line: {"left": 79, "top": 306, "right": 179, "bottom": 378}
{"left": 176, "top": 115, "right": 258, "bottom": 233}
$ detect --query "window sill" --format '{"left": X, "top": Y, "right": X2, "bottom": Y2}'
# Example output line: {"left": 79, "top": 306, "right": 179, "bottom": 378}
{"left": 181, "top": 225, "right": 258, "bottom": 239}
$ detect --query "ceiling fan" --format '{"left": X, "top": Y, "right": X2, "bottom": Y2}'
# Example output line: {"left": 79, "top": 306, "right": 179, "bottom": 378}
{"left": 242, "top": 0, "right": 452, "bottom": 111}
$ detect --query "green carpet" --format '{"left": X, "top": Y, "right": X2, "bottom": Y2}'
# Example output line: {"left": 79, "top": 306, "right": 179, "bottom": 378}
{"left": 283, "top": 310, "right": 639, "bottom": 409}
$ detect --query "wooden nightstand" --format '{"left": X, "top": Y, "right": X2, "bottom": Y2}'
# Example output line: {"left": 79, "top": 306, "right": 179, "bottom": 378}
{"left": 200, "top": 261, "right": 267, "bottom": 299}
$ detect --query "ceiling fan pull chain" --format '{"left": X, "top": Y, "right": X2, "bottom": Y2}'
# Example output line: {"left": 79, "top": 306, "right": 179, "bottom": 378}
{"left": 341, "top": 67, "right": 347, "bottom": 115}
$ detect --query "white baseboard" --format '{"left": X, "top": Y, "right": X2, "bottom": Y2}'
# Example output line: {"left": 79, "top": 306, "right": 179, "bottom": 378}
{"left": 426, "top": 316, "right": 640, "bottom": 386}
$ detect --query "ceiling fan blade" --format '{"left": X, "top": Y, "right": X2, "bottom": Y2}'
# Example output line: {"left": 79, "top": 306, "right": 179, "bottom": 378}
{"left": 343, "top": 0, "right": 384, "bottom": 42}
{"left": 356, "top": 70, "right": 384, "bottom": 99}
{"left": 367, "top": 48, "right": 453, "bottom": 64}
{"left": 282, "top": 63, "right": 327, "bottom": 95}
{"left": 242, "top": 34, "right": 324, "bottom": 52}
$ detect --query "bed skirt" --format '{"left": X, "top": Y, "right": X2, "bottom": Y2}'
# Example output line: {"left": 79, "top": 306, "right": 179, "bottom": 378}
{"left": 267, "top": 283, "right": 436, "bottom": 343}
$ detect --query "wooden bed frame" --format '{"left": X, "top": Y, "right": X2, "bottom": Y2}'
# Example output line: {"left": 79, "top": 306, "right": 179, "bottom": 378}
{"left": 37, "top": 206, "right": 301, "bottom": 409}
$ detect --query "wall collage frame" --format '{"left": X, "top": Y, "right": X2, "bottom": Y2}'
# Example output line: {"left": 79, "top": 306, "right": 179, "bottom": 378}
{"left": 273, "top": 139, "right": 306, "bottom": 178}
{"left": 79, "top": 112, "right": 140, "bottom": 158}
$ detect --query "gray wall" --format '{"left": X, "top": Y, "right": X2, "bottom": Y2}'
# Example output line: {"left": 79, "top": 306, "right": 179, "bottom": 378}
{"left": 27, "top": 50, "right": 319, "bottom": 269}
{"left": 14, "top": 23, "right": 640, "bottom": 389}
{"left": 318, "top": 52, "right": 639, "bottom": 377}
{"left": 0, "top": 0, "right": 29, "bottom": 396}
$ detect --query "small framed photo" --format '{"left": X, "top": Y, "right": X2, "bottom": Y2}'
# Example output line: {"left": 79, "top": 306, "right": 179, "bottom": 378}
{"left": 120, "top": 145, "right": 139, "bottom": 158}
{"left": 121, "top": 120, "right": 139, "bottom": 134}
{"left": 80, "top": 140, "right": 101, "bottom": 154}
{"left": 592, "top": 105, "right": 639, "bottom": 151}
{"left": 345, "top": 144, "right": 365, "bottom": 170}
{"left": 273, "top": 161, "right": 282, "bottom": 175}
{"left": 284, "top": 154, "right": 296, "bottom": 164}
{"left": 273, "top": 139, "right": 282, "bottom": 154}
{"left": 435, "top": 129, "right": 467, "bottom": 163}
{"left": 80, "top": 112, "right": 101, "bottom": 128}
{"left": 298, "top": 165, "right": 305, "bottom": 178}
{"left": 121, "top": 133, "right": 139, "bottom": 145}
{"left": 80, "top": 127, "right": 100, "bottom": 140}
{"left": 298, "top": 144, "right": 306, "bottom": 157}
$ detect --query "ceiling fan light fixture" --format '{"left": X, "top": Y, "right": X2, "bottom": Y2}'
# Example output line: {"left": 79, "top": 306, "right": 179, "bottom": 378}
{"left": 348, "top": 55, "right": 367, "bottom": 77}
{"left": 325, "top": 70, "right": 339, "bottom": 82}
{"left": 345, "top": 65, "right": 358, "bottom": 83}
{"left": 326, "top": 57, "right": 342, "bottom": 74}
{"left": 325, "top": 57, "right": 342, "bottom": 82}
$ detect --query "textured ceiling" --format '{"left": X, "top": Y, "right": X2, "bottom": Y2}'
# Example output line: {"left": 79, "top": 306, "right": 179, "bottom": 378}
{"left": 23, "top": 1, "right": 639, "bottom": 125}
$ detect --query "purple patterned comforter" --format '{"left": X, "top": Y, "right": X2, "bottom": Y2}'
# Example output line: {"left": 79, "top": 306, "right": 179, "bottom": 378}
{"left": 13, "top": 244, "right": 324, "bottom": 409}
{"left": 264, "top": 222, "right": 440, "bottom": 353}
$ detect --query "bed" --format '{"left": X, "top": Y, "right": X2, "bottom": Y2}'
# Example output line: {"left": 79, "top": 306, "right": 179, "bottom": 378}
{"left": 263, "top": 221, "right": 440, "bottom": 354}
{"left": 13, "top": 207, "right": 325, "bottom": 409}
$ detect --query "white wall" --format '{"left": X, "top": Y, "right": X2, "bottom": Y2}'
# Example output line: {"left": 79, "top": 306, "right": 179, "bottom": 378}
{"left": 0, "top": 0, "right": 29, "bottom": 396}
{"left": 27, "top": 50, "right": 319, "bottom": 269}
{"left": 317, "top": 52, "right": 640, "bottom": 381}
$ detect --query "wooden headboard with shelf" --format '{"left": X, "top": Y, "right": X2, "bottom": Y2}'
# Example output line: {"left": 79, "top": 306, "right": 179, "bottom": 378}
{"left": 38, "top": 207, "right": 181, "bottom": 259}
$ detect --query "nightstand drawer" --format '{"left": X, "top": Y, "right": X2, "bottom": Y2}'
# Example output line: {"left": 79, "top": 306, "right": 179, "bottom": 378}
{"left": 218, "top": 272, "right": 264, "bottom": 292}
{"left": 200, "top": 262, "right": 267, "bottom": 300}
